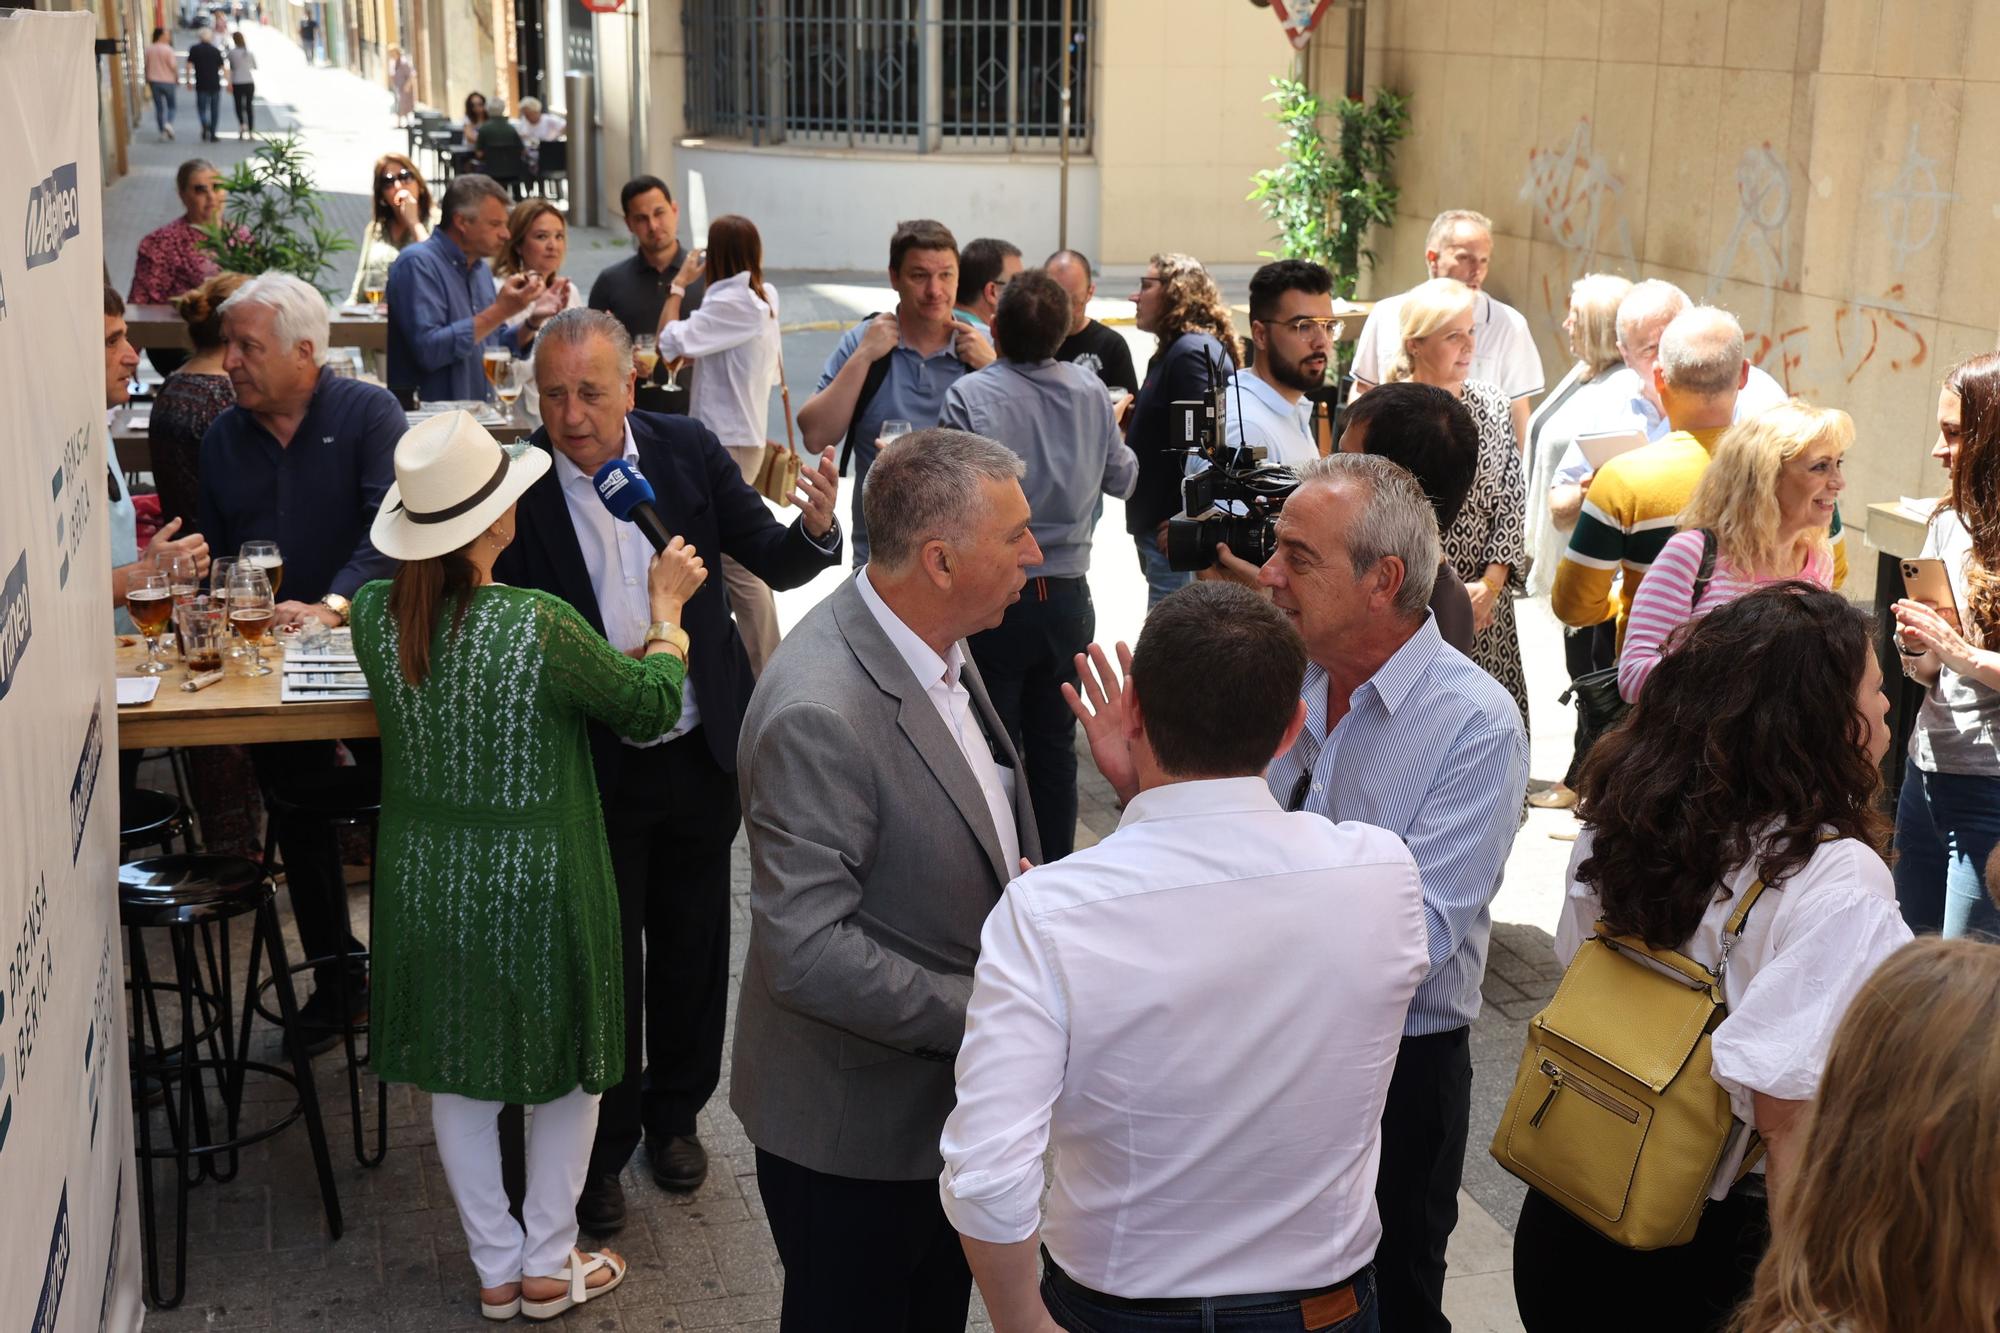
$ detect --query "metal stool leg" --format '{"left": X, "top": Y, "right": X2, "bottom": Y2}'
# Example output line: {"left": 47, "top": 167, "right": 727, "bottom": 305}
{"left": 257, "top": 897, "right": 344, "bottom": 1239}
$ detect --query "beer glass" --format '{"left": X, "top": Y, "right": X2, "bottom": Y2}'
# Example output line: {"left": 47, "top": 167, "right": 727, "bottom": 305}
{"left": 128, "top": 571, "right": 174, "bottom": 674}
{"left": 240, "top": 541, "right": 284, "bottom": 599}
{"left": 632, "top": 343, "right": 660, "bottom": 382}
{"left": 495, "top": 359, "right": 525, "bottom": 415}
{"left": 177, "top": 596, "right": 225, "bottom": 676}
{"left": 483, "top": 346, "right": 510, "bottom": 402}
{"left": 228, "top": 566, "right": 276, "bottom": 677}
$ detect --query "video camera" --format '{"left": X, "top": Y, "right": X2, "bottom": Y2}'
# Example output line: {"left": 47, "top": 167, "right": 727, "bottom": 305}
{"left": 1163, "top": 349, "right": 1301, "bottom": 572}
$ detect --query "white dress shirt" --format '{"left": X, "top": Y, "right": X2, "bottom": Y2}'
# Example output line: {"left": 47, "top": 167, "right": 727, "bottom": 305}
{"left": 554, "top": 424, "right": 700, "bottom": 742}
{"left": 853, "top": 568, "right": 1019, "bottom": 873}
{"left": 1556, "top": 830, "right": 1911, "bottom": 1197}
{"left": 512, "top": 111, "right": 567, "bottom": 142}
{"left": 657, "top": 273, "right": 782, "bottom": 448}
{"left": 1352, "top": 287, "right": 1546, "bottom": 400}
{"left": 940, "top": 777, "right": 1428, "bottom": 1298}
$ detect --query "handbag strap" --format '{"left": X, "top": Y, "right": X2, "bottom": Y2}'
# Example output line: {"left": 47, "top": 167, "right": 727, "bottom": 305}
{"left": 775, "top": 326, "right": 796, "bottom": 452}
{"left": 1689, "top": 527, "right": 1719, "bottom": 609}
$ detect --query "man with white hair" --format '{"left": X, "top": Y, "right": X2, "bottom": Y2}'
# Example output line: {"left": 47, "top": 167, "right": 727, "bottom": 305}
{"left": 1552, "top": 305, "right": 1841, "bottom": 642}
{"left": 1350, "top": 209, "right": 1545, "bottom": 444}
{"left": 198, "top": 269, "right": 406, "bottom": 1042}
{"left": 1549, "top": 279, "right": 1790, "bottom": 496}
{"left": 510, "top": 96, "right": 566, "bottom": 174}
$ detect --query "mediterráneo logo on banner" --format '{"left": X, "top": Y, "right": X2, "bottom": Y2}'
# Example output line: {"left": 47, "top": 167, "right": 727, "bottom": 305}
{"left": 24, "top": 163, "right": 81, "bottom": 270}
{"left": 0, "top": 550, "right": 30, "bottom": 703}
{"left": 70, "top": 698, "right": 103, "bottom": 864}
{"left": 31, "top": 1182, "right": 71, "bottom": 1333}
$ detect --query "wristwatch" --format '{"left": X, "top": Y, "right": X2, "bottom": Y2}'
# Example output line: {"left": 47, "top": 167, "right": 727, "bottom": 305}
{"left": 317, "top": 593, "right": 351, "bottom": 626}
{"left": 644, "top": 621, "right": 690, "bottom": 656}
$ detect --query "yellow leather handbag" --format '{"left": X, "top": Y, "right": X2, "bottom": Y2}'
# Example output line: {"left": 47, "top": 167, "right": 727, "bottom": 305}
{"left": 1489, "top": 879, "right": 1767, "bottom": 1251}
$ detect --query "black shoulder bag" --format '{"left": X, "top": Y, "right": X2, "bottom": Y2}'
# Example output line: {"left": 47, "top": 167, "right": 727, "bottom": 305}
{"left": 1560, "top": 528, "right": 1718, "bottom": 735}
{"left": 836, "top": 313, "right": 894, "bottom": 478}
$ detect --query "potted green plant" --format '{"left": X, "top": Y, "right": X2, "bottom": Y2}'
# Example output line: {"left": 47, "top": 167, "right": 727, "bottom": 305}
{"left": 197, "top": 134, "right": 353, "bottom": 295}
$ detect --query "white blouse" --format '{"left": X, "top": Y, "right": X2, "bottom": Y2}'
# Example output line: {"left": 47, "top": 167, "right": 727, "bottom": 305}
{"left": 1557, "top": 830, "right": 1912, "bottom": 1198}
{"left": 657, "top": 272, "right": 781, "bottom": 448}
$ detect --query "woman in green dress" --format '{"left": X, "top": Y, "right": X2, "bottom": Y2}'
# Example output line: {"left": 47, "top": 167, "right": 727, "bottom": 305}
{"left": 353, "top": 410, "right": 707, "bottom": 1322}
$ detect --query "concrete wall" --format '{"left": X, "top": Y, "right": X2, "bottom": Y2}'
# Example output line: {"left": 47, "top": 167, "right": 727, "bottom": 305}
{"left": 1312, "top": 0, "right": 2000, "bottom": 575}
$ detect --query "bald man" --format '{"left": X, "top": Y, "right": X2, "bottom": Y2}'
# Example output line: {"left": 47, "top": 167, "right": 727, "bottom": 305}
{"left": 1045, "top": 249, "right": 1138, "bottom": 399}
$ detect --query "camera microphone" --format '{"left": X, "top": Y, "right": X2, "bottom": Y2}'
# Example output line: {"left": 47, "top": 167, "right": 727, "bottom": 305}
{"left": 593, "top": 458, "right": 672, "bottom": 552}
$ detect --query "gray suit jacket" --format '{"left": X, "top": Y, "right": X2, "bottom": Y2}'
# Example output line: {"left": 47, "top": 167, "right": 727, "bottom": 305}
{"left": 730, "top": 576, "right": 1041, "bottom": 1181}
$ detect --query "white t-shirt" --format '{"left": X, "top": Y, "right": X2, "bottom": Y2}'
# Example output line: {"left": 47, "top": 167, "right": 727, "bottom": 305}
{"left": 1352, "top": 287, "right": 1546, "bottom": 401}
{"left": 1557, "top": 831, "right": 1912, "bottom": 1198}
{"left": 226, "top": 46, "right": 256, "bottom": 81}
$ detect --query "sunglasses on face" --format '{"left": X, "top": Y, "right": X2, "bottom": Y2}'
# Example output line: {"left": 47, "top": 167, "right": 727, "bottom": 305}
{"left": 378, "top": 169, "right": 415, "bottom": 186}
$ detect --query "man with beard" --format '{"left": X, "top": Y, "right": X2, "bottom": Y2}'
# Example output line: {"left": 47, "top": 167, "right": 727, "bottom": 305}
{"left": 1216, "top": 259, "right": 1336, "bottom": 469}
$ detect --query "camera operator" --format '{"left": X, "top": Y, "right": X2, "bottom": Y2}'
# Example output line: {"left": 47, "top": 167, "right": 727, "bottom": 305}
{"left": 1214, "top": 259, "right": 1336, "bottom": 469}
{"left": 943, "top": 269, "right": 1137, "bottom": 861}
{"left": 1071, "top": 454, "right": 1527, "bottom": 1333}
{"left": 1125, "top": 254, "right": 1240, "bottom": 608}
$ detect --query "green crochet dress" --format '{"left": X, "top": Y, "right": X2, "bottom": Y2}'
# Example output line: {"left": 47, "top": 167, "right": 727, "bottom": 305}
{"left": 349, "top": 581, "right": 686, "bottom": 1104}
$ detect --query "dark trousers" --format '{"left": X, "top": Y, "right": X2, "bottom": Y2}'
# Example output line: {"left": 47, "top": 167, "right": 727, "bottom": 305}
{"left": 252, "top": 738, "right": 378, "bottom": 991}
{"left": 1561, "top": 619, "right": 1617, "bottom": 789}
{"left": 967, "top": 575, "right": 1093, "bottom": 861}
{"left": 1512, "top": 1185, "right": 1769, "bottom": 1332}
{"left": 1373, "top": 1025, "right": 1471, "bottom": 1333}
{"left": 232, "top": 83, "right": 255, "bottom": 129}
{"left": 587, "top": 730, "right": 738, "bottom": 1178}
{"left": 1044, "top": 1265, "right": 1379, "bottom": 1333}
{"left": 755, "top": 1147, "right": 972, "bottom": 1333}
{"left": 194, "top": 86, "right": 220, "bottom": 133}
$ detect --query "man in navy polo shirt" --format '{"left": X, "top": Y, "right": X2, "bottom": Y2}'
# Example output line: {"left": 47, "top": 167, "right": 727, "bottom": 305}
{"left": 200, "top": 270, "right": 405, "bottom": 1039}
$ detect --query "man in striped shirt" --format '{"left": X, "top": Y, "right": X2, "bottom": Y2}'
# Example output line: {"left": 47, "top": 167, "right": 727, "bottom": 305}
{"left": 1554, "top": 307, "right": 1743, "bottom": 644}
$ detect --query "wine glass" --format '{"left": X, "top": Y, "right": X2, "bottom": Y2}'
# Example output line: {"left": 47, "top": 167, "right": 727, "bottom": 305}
{"left": 240, "top": 540, "right": 284, "bottom": 600}
{"left": 128, "top": 571, "right": 174, "bottom": 674}
{"left": 877, "top": 418, "right": 913, "bottom": 453}
{"left": 661, "top": 355, "right": 688, "bottom": 394}
{"left": 632, "top": 342, "right": 660, "bottom": 383}
{"left": 228, "top": 566, "right": 276, "bottom": 677}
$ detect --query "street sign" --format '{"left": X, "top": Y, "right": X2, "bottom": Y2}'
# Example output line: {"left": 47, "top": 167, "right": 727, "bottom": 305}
{"left": 1270, "top": 0, "right": 1336, "bottom": 50}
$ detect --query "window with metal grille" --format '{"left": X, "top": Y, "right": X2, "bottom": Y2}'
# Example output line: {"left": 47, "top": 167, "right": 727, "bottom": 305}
{"left": 683, "top": 0, "right": 1092, "bottom": 153}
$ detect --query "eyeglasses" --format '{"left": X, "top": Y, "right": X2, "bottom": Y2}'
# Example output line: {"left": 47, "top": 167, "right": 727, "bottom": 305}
{"left": 1137, "top": 276, "right": 1165, "bottom": 290}
{"left": 1260, "top": 316, "right": 1344, "bottom": 338}
{"left": 378, "top": 169, "right": 415, "bottom": 186}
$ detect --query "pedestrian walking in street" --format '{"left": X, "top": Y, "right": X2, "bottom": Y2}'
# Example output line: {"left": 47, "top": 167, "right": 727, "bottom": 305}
{"left": 226, "top": 30, "right": 257, "bottom": 138}
{"left": 144, "top": 27, "right": 179, "bottom": 140}
{"left": 186, "top": 26, "right": 226, "bottom": 142}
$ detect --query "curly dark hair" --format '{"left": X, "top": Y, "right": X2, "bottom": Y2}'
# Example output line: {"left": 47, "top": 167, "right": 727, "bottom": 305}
{"left": 1575, "top": 582, "right": 1889, "bottom": 950}
{"left": 1943, "top": 352, "right": 2000, "bottom": 646}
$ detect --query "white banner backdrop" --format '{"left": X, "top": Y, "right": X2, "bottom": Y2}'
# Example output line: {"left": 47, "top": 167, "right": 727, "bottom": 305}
{"left": 0, "top": 10, "right": 143, "bottom": 1331}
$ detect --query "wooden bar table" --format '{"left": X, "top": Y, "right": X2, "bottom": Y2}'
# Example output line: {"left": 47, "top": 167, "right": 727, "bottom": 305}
{"left": 124, "top": 303, "right": 391, "bottom": 353}
{"left": 113, "top": 637, "right": 377, "bottom": 749}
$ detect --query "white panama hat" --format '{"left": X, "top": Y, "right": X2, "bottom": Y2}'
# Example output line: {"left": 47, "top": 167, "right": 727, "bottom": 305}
{"left": 370, "top": 411, "right": 550, "bottom": 562}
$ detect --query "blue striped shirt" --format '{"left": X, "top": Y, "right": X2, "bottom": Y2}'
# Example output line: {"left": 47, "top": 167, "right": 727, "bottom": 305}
{"left": 1266, "top": 614, "right": 1529, "bottom": 1035}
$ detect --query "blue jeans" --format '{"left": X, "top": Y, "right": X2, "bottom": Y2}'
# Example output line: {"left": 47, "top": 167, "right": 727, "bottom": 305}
{"left": 148, "top": 80, "right": 177, "bottom": 131}
{"left": 1043, "top": 1266, "right": 1378, "bottom": 1333}
{"left": 1893, "top": 759, "right": 2000, "bottom": 940}
{"left": 195, "top": 87, "right": 220, "bottom": 134}
{"left": 1134, "top": 533, "right": 1191, "bottom": 610}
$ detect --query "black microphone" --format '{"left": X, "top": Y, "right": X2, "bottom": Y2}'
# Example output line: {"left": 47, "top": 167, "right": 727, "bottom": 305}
{"left": 593, "top": 458, "right": 672, "bottom": 552}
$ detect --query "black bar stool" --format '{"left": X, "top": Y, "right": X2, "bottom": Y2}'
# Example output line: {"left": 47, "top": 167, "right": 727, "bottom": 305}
{"left": 257, "top": 766, "right": 386, "bottom": 1167}
{"left": 121, "top": 854, "right": 343, "bottom": 1310}
{"left": 120, "top": 787, "right": 191, "bottom": 857}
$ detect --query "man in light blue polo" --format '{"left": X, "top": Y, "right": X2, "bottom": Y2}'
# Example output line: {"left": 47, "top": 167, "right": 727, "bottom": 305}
{"left": 942, "top": 269, "right": 1136, "bottom": 859}
{"left": 385, "top": 173, "right": 559, "bottom": 403}
{"left": 796, "top": 219, "right": 996, "bottom": 566}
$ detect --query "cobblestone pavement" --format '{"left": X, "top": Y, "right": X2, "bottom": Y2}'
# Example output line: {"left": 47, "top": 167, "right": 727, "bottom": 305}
{"left": 108, "top": 28, "right": 1583, "bottom": 1331}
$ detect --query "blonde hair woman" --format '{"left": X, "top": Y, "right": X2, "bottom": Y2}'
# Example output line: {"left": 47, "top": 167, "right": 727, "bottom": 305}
{"left": 1386, "top": 276, "right": 1529, "bottom": 729}
{"left": 1124, "top": 252, "right": 1240, "bottom": 607}
{"left": 1732, "top": 936, "right": 2000, "bottom": 1333}
{"left": 1618, "top": 400, "right": 1849, "bottom": 700}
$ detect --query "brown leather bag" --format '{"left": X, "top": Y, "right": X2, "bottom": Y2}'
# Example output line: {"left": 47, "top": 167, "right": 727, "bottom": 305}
{"left": 752, "top": 346, "right": 801, "bottom": 506}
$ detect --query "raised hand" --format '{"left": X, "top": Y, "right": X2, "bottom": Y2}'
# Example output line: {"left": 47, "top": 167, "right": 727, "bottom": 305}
{"left": 1062, "top": 641, "right": 1139, "bottom": 805}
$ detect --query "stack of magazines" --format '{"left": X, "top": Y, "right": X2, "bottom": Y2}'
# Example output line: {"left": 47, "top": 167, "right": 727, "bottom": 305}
{"left": 281, "top": 627, "right": 370, "bottom": 703}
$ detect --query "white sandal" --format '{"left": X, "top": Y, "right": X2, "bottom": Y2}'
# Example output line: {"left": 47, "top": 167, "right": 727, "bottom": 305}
{"left": 521, "top": 1249, "right": 627, "bottom": 1321}
{"left": 480, "top": 1289, "right": 522, "bottom": 1321}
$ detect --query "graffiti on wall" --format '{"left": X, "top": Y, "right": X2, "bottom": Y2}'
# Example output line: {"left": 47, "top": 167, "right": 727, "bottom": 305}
{"left": 1874, "top": 124, "right": 1955, "bottom": 274}
{"left": 1520, "top": 119, "right": 1636, "bottom": 333}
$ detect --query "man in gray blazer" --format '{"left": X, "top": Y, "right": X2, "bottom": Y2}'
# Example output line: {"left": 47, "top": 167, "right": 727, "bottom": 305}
{"left": 733, "top": 429, "right": 1046, "bottom": 1332}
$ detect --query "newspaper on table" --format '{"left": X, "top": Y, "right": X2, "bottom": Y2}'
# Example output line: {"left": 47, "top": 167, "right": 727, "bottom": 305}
{"left": 281, "top": 624, "right": 371, "bottom": 702}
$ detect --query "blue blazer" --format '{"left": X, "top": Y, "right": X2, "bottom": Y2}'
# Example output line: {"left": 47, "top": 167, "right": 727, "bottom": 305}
{"left": 493, "top": 410, "right": 841, "bottom": 794}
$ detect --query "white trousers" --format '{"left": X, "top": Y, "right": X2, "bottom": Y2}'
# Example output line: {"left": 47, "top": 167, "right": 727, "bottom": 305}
{"left": 431, "top": 1087, "right": 600, "bottom": 1288}
{"left": 723, "top": 443, "right": 782, "bottom": 676}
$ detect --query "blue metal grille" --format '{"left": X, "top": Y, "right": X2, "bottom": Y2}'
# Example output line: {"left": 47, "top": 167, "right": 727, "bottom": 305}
{"left": 683, "top": 0, "right": 1093, "bottom": 153}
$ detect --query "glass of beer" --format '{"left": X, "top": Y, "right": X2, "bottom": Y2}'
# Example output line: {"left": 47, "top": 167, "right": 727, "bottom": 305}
{"left": 483, "top": 347, "right": 511, "bottom": 402}
{"left": 632, "top": 343, "right": 660, "bottom": 381}
{"left": 177, "top": 596, "right": 225, "bottom": 677}
{"left": 240, "top": 541, "right": 283, "bottom": 599}
{"left": 228, "top": 565, "right": 276, "bottom": 677}
{"left": 128, "top": 571, "right": 175, "bottom": 674}
{"left": 661, "top": 355, "right": 688, "bottom": 393}
{"left": 495, "top": 359, "right": 526, "bottom": 415}
{"left": 364, "top": 285, "right": 385, "bottom": 311}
